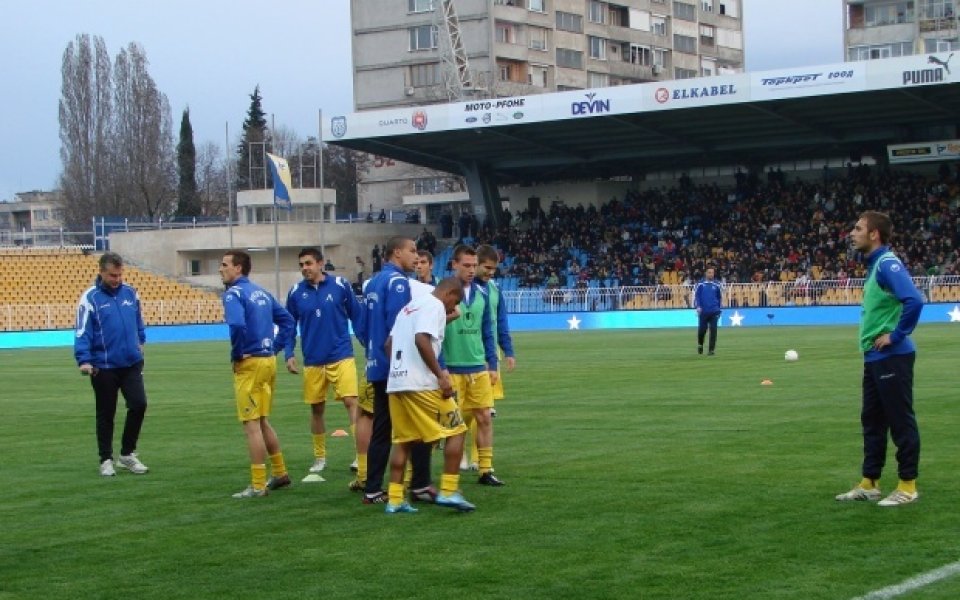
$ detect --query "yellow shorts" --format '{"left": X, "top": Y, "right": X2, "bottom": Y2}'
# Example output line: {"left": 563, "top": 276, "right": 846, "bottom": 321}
{"left": 303, "top": 358, "right": 359, "bottom": 404}
{"left": 491, "top": 366, "right": 505, "bottom": 401}
{"left": 450, "top": 371, "right": 494, "bottom": 411}
{"left": 234, "top": 356, "right": 277, "bottom": 422}
{"left": 389, "top": 390, "right": 467, "bottom": 444}
{"left": 357, "top": 378, "right": 375, "bottom": 415}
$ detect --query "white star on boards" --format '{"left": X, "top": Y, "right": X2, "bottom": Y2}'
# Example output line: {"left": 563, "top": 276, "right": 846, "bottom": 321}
{"left": 949, "top": 305, "right": 960, "bottom": 323}
{"left": 567, "top": 315, "right": 581, "bottom": 330}
{"left": 729, "top": 311, "right": 744, "bottom": 327}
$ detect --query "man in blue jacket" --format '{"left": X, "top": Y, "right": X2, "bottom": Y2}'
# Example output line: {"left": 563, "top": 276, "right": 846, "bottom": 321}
{"left": 284, "top": 248, "right": 365, "bottom": 480}
{"left": 220, "top": 250, "right": 296, "bottom": 499}
{"left": 693, "top": 266, "right": 723, "bottom": 355}
{"left": 75, "top": 252, "right": 150, "bottom": 477}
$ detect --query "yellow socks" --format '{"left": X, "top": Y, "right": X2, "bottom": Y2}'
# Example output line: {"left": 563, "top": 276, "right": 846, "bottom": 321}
{"left": 859, "top": 477, "right": 878, "bottom": 490}
{"left": 898, "top": 479, "right": 917, "bottom": 494}
{"left": 440, "top": 473, "right": 460, "bottom": 495}
{"left": 312, "top": 433, "right": 326, "bottom": 460}
{"left": 469, "top": 421, "right": 479, "bottom": 465}
{"left": 388, "top": 482, "right": 405, "bottom": 506}
{"left": 269, "top": 452, "right": 287, "bottom": 478}
{"left": 357, "top": 454, "right": 368, "bottom": 482}
{"left": 478, "top": 447, "right": 493, "bottom": 474}
{"left": 251, "top": 464, "right": 267, "bottom": 491}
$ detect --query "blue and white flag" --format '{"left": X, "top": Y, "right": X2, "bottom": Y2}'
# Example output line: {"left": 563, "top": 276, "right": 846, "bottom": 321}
{"left": 266, "top": 152, "right": 293, "bottom": 210}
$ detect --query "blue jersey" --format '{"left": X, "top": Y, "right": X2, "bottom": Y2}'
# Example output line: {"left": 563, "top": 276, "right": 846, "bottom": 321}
{"left": 694, "top": 279, "right": 723, "bottom": 315}
{"left": 222, "top": 276, "right": 295, "bottom": 362}
{"left": 74, "top": 278, "right": 145, "bottom": 369}
{"left": 361, "top": 263, "right": 411, "bottom": 382}
{"left": 284, "top": 275, "right": 364, "bottom": 365}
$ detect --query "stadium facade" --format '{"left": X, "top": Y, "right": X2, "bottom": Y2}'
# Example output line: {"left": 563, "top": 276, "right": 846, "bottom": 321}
{"left": 350, "top": 0, "right": 745, "bottom": 224}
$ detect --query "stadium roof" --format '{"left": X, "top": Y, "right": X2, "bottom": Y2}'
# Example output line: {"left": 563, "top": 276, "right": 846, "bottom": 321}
{"left": 326, "top": 54, "right": 960, "bottom": 182}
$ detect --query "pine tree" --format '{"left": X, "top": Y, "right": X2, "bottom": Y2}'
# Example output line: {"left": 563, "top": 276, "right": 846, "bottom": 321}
{"left": 236, "top": 85, "right": 270, "bottom": 190}
{"left": 176, "top": 107, "right": 200, "bottom": 217}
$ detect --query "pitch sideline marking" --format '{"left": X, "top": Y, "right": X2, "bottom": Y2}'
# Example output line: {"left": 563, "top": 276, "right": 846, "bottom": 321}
{"left": 852, "top": 559, "right": 960, "bottom": 599}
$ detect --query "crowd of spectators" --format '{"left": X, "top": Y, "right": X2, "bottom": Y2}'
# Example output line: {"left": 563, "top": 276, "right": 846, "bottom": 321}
{"left": 470, "top": 166, "right": 960, "bottom": 290}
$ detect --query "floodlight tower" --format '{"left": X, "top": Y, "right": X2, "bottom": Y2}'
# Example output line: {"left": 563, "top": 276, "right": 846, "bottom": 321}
{"left": 435, "top": 0, "right": 479, "bottom": 101}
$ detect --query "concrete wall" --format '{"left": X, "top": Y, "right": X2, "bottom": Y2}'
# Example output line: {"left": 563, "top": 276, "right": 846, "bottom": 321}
{"left": 108, "top": 222, "right": 425, "bottom": 298}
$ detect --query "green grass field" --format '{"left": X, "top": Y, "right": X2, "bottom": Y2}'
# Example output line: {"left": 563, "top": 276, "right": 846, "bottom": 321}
{"left": 2, "top": 324, "right": 958, "bottom": 599}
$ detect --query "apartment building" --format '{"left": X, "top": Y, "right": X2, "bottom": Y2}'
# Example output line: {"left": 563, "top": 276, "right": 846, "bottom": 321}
{"left": 845, "top": 0, "right": 959, "bottom": 60}
{"left": 350, "top": 0, "right": 744, "bottom": 220}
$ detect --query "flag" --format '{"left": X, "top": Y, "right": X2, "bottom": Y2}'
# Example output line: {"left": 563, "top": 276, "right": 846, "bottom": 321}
{"left": 266, "top": 152, "right": 293, "bottom": 210}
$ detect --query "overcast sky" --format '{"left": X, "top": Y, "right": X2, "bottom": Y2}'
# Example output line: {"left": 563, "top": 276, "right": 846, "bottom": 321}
{"left": 0, "top": 0, "right": 842, "bottom": 202}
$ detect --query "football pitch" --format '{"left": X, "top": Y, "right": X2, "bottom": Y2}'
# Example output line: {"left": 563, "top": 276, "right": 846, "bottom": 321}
{"left": 2, "top": 324, "right": 958, "bottom": 599}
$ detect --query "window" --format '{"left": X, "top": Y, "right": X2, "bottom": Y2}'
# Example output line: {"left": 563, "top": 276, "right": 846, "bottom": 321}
{"left": 499, "top": 64, "right": 511, "bottom": 81}
{"left": 529, "top": 64, "right": 549, "bottom": 86}
{"left": 653, "top": 48, "right": 668, "bottom": 67}
{"left": 556, "top": 11, "right": 583, "bottom": 32}
{"left": 675, "top": 67, "right": 698, "bottom": 79}
{"left": 409, "top": 25, "right": 437, "bottom": 51}
{"left": 496, "top": 21, "right": 517, "bottom": 44}
{"left": 702, "top": 0, "right": 714, "bottom": 12}
{"left": 847, "top": 41, "right": 913, "bottom": 60}
{"left": 34, "top": 209, "right": 49, "bottom": 221}
{"left": 589, "top": 36, "right": 607, "bottom": 60}
{"left": 556, "top": 47, "right": 584, "bottom": 69}
{"left": 866, "top": 2, "right": 914, "bottom": 26}
{"left": 673, "top": 1, "right": 696, "bottom": 21}
{"left": 528, "top": 0, "right": 545, "bottom": 12}
{"left": 409, "top": 63, "right": 440, "bottom": 87}
{"left": 589, "top": 1, "right": 606, "bottom": 24}
{"left": 652, "top": 15, "right": 667, "bottom": 36}
{"left": 674, "top": 34, "right": 696, "bottom": 54}
{"left": 408, "top": 0, "right": 434, "bottom": 13}
{"left": 925, "top": 37, "right": 959, "bottom": 52}
{"left": 628, "top": 43, "right": 651, "bottom": 66}
{"left": 588, "top": 71, "right": 610, "bottom": 87}
{"left": 718, "top": 1, "right": 738, "bottom": 17}
{"left": 529, "top": 26, "right": 548, "bottom": 50}
{"left": 189, "top": 260, "right": 201, "bottom": 276}
{"left": 921, "top": 0, "right": 949, "bottom": 19}
{"left": 699, "top": 24, "right": 715, "bottom": 47}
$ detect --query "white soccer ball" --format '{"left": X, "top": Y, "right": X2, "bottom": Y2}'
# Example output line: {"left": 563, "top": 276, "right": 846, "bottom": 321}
{"left": 784, "top": 349, "right": 799, "bottom": 362}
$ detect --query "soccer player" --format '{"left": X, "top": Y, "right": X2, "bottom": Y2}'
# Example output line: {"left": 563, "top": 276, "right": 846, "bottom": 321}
{"left": 360, "top": 236, "right": 436, "bottom": 504}
{"left": 284, "top": 248, "right": 365, "bottom": 479}
{"left": 836, "top": 211, "right": 924, "bottom": 507}
{"left": 219, "top": 250, "right": 296, "bottom": 499}
{"left": 383, "top": 277, "right": 475, "bottom": 514}
{"left": 693, "top": 266, "right": 722, "bottom": 355}
{"left": 74, "top": 252, "right": 150, "bottom": 477}
{"left": 466, "top": 244, "right": 516, "bottom": 468}
{"left": 415, "top": 250, "right": 439, "bottom": 285}
{"left": 442, "top": 245, "right": 503, "bottom": 486}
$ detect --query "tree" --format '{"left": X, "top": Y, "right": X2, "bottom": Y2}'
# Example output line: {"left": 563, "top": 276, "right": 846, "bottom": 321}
{"left": 196, "top": 141, "right": 229, "bottom": 218}
{"left": 175, "top": 108, "right": 201, "bottom": 217}
{"left": 111, "top": 42, "right": 175, "bottom": 221}
{"left": 236, "top": 85, "right": 270, "bottom": 191}
{"left": 323, "top": 144, "right": 368, "bottom": 216}
{"left": 58, "top": 34, "right": 113, "bottom": 230}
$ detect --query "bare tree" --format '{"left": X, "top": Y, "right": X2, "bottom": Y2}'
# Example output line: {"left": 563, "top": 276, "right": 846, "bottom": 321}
{"left": 112, "top": 42, "right": 175, "bottom": 221}
{"left": 58, "top": 34, "right": 113, "bottom": 230}
{"left": 196, "top": 141, "right": 229, "bottom": 218}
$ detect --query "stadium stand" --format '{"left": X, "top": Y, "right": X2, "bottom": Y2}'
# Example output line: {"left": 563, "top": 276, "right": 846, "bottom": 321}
{"left": 458, "top": 170, "right": 960, "bottom": 303}
{"left": 0, "top": 247, "right": 222, "bottom": 331}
